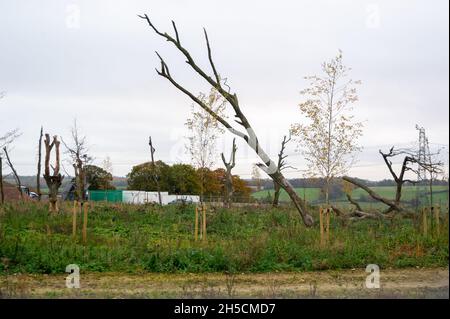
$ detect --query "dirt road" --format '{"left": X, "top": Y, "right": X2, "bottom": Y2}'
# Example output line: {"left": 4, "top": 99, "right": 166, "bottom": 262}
{"left": 1, "top": 267, "right": 448, "bottom": 298}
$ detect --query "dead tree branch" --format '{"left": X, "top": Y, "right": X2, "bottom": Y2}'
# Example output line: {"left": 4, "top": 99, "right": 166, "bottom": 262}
{"left": 273, "top": 134, "right": 293, "bottom": 207}
{"left": 2, "top": 147, "right": 23, "bottom": 200}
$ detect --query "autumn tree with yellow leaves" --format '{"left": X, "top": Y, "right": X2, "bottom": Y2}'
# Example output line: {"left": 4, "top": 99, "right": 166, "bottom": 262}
{"left": 291, "top": 51, "right": 364, "bottom": 205}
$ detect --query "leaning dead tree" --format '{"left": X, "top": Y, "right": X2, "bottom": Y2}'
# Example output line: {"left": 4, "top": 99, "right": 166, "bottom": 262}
{"left": 0, "top": 127, "right": 21, "bottom": 203}
{"left": 43, "top": 134, "right": 64, "bottom": 213}
{"left": 343, "top": 146, "right": 443, "bottom": 215}
{"left": 139, "top": 14, "right": 313, "bottom": 226}
{"left": 273, "top": 134, "right": 295, "bottom": 207}
{"left": 2, "top": 147, "right": 23, "bottom": 200}
{"left": 221, "top": 138, "right": 237, "bottom": 208}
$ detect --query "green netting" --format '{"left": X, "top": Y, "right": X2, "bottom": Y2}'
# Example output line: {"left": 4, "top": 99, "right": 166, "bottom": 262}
{"left": 88, "top": 190, "right": 123, "bottom": 202}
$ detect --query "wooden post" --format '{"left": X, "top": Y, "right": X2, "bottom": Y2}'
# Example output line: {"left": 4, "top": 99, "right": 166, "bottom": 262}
{"left": 82, "top": 202, "right": 88, "bottom": 244}
{"left": 319, "top": 207, "right": 324, "bottom": 247}
{"left": 445, "top": 205, "right": 449, "bottom": 228}
{"left": 326, "top": 208, "right": 331, "bottom": 243}
{"left": 202, "top": 204, "right": 207, "bottom": 241}
{"left": 422, "top": 207, "right": 428, "bottom": 236}
{"left": 72, "top": 200, "right": 77, "bottom": 238}
{"left": 434, "top": 205, "right": 440, "bottom": 237}
{"left": 194, "top": 205, "right": 199, "bottom": 241}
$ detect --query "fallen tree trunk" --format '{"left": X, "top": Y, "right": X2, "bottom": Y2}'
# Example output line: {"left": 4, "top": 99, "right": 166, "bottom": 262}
{"left": 342, "top": 176, "right": 401, "bottom": 212}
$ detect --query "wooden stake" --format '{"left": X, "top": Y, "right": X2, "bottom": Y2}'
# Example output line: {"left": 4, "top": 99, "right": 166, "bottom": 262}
{"left": 422, "top": 207, "right": 428, "bottom": 236}
{"left": 326, "top": 208, "right": 331, "bottom": 243}
{"left": 194, "top": 206, "right": 199, "bottom": 241}
{"left": 82, "top": 202, "right": 88, "bottom": 244}
{"left": 202, "top": 204, "right": 207, "bottom": 241}
{"left": 319, "top": 207, "right": 324, "bottom": 247}
{"left": 434, "top": 205, "right": 440, "bottom": 237}
{"left": 72, "top": 200, "right": 77, "bottom": 238}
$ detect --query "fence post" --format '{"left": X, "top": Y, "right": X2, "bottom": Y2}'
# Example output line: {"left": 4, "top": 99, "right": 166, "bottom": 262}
{"left": 422, "top": 207, "right": 428, "bottom": 236}
{"left": 82, "top": 202, "right": 88, "bottom": 244}
{"left": 202, "top": 204, "right": 207, "bottom": 241}
{"left": 319, "top": 207, "right": 324, "bottom": 247}
{"left": 326, "top": 208, "right": 331, "bottom": 243}
{"left": 72, "top": 200, "right": 77, "bottom": 238}
{"left": 445, "top": 205, "right": 449, "bottom": 228}
{"left": 194, "top": 205, "right": 199, "bottom": 241}
{"left": 434, "top": 205, "right": 440, "bottom": 237}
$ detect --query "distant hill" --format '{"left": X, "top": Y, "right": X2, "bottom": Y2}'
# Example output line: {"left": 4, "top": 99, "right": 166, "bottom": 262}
{"left": 3, "top": 175, "right": 128, "bottom": 192}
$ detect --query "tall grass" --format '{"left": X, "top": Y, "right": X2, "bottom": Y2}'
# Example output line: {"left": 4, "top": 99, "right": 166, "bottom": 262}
{"left": 0, "top": 201, "right": 448, "bottom": 274}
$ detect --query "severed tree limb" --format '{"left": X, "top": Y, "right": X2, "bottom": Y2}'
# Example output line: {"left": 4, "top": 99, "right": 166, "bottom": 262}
{"left": 342, "top": 176, "right": 401, "bottom": 212}
{"left": 139, "top": 14, "right": 313, "bottom": 226}
{"left": 345, "top": 192, "right": 362, "bottom": 212}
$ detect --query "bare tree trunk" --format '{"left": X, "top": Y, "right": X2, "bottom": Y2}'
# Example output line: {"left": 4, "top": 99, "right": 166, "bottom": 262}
{"left": 272, "top": 182, "right": 281, "bottom": 207}
{"left": 0, "top": 155, "right": 4, "bottom": 204}
{"left": 37, "top": 126, "right": 43, "bottom": 201}
{"left": 43, "top": 134, "right": 64, "bottom": 213}
{"left": 149, "top": 136, "right": 162, "bottom": 205}
{"left": 272, "top": 135, "right": 292, "bottom": 207}
{"left": 221, "top": 138, "right": 236, "bottom": 208}
{"left": 3, "top": 147, "right": 23, "bottom": 200}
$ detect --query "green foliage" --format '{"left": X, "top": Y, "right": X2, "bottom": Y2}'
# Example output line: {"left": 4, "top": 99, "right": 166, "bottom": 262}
{"left": 168, "top": 164, "right": 201, "bottom": 195}
{"left": 126, "top": 161, "right": 171, "bottom": 192}
{"left": 0, "top": 202, "right": 447, "bottom": 274}
{"left": 85, "top": 165, "right": 115, "bottom": 190}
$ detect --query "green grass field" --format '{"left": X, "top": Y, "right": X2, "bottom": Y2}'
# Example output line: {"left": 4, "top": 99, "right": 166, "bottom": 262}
{"left": 253, "top": 185, "right": 449, "bottom": 209}
{"left": 0, "top": 202, "right": 448, "bottom": 275}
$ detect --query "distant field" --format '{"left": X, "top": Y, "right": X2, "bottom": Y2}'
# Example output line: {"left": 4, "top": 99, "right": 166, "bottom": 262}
{"left": 253, "top": 185, "right": 449, "bottom": 209}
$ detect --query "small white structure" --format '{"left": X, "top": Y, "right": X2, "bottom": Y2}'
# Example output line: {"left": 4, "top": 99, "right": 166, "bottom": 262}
{"left": 122, "top": 190, "right": 199, "bottom": 205}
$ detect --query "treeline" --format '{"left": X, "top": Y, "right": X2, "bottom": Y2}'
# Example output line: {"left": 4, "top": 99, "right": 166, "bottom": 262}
{"left": 127, "top": 161, "right": 251, "bottom": 202}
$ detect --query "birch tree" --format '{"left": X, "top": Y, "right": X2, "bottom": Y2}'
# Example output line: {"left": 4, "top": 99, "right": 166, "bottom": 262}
{"left": 290, "top": 51, "right": 363, "bottom": 205}
{"left": 185, "top": 87, "right": 226, "bottom": 201}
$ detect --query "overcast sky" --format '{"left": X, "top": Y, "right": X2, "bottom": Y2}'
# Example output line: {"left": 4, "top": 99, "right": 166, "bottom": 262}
{"left": 0, "top": 0, "right": 448, "bottom": 181}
